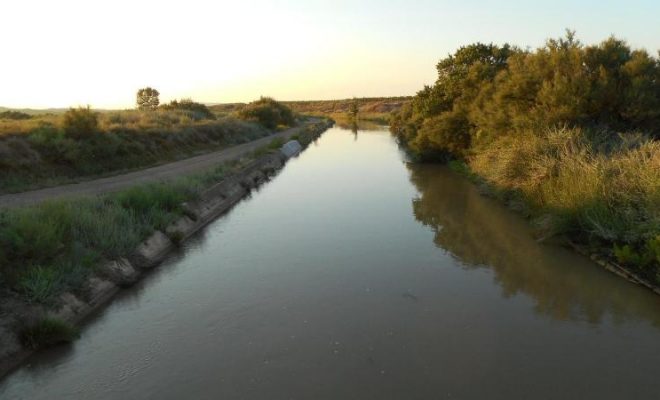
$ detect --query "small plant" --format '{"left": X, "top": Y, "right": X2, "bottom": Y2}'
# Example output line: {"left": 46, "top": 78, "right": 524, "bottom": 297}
{"left": 17, "top": 266, "right": 62, "bottom": 303}
{"left": 20, "top": 318, "right": 79, "bottom": 349}
{"left": 614, "top": 244, "right": 646, "bottom": 267}
{"left": 168, "top": 231, "right": 185, "bottom": 246}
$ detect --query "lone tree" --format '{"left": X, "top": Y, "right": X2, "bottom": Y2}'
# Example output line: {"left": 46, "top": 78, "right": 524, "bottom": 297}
{"left": 136, "top": 87, "right": 160, "bottom": 110}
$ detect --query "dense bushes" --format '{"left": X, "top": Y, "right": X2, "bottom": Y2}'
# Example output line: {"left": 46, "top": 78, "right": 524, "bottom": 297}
{"left": 392, "top": 32, "right": 660, "bottom": 281}
{"left": 392, "top": 32, "right": 660, "bottom": 160}
{"left": 61, "top": 106, "right": 99, "bottom": 139}
{"left": 160, "top": 99, "right": 215, "bottom": 120}
{"left": 238, "top": 97, "right": 295, "bottom": 129}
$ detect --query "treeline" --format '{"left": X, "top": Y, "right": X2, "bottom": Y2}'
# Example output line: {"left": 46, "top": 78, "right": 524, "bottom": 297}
{"left": 392, "top": 32, "right": 660, "bottom": 283}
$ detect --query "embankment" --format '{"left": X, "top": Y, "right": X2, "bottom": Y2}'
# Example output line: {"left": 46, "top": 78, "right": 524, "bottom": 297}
{"left": 0, "top": 119, "right": 333, "bottom": 379}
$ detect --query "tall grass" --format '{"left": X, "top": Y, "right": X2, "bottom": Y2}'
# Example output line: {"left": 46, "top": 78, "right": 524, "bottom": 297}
{"left": 469, "top": 127, "right": 660, "bottom": 281}
{"left": 0, "top": 180, "right": 206, "bottom": 303}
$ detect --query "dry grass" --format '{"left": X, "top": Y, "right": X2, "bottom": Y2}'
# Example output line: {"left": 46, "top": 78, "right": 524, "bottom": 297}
{"left": 469, "top": 128, "right": 660, "bottom": 278}
{"left": 0, "top": 109, "right": 269, "bottom": 193}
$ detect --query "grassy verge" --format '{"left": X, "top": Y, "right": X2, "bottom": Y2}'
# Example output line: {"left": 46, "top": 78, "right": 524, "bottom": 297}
{"left": 0, "top": 98, "right": 304, "bottom": 194}
{"left": 0, "top": 119, "right": 331, "bottom": 307}
{"left": 450, "top": 128, "right": 660, "bottom": 284}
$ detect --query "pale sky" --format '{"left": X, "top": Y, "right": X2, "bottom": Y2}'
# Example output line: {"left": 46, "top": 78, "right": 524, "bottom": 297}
{"left": 1, "top": 0, "right": 659, "bottom": 109}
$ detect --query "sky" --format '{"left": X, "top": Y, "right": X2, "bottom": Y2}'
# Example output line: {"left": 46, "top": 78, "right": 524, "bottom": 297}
{"left": 1, "top": 0, "right": 659, "bottom": 109}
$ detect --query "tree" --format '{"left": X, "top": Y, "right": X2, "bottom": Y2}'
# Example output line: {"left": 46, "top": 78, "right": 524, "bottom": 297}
{"left": 136, "top": 87, "right": 160, "bottom": 110}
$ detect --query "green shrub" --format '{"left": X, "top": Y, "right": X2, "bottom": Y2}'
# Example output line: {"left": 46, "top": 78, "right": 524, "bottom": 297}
{"left": 238, "top": 97, "right": 295, "bottom": 129}
{"left": 393, "top": 32, "right": 660, "bottom": 160}
{"left": 61, "top": 106, "right": 99, "bottom": 139}
{"left": 161, "top": 99, "right": 215, "bottom": 120}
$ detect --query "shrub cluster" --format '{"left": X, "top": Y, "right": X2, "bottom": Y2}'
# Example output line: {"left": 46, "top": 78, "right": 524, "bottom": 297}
{"left": 238, "top": 97, "right": 295, "bottom": 129}
{"left": 61, "top": 106, "right": 98, "bottom": 139}
{"left": 392, "top": 31, "right": 660, "bottom": 280}
{"left": 392, "top": 31, "right": 660, "bottom": 159}
{"left": 160, "top": 99, "right": 215, "bottom": 120}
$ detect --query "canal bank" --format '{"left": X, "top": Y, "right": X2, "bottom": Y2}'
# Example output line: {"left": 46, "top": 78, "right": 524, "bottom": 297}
{"left": 0, "top": 120, "right": 333, "bottom": 379}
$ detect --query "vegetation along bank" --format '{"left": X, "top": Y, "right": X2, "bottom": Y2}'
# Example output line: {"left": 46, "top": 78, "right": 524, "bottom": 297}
{"left": 0, "top": 116, "right": 333, "bottom": 378}
{"left": 391, "top": 31, "right": 660, "bottom": 291}
{"left": 0, "top": 97, "right": 301, "bottom": 194}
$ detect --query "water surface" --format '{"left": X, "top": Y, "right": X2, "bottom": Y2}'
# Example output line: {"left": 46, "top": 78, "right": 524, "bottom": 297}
{"left": 2, "top": 127, "right": 660, "bottom": 400}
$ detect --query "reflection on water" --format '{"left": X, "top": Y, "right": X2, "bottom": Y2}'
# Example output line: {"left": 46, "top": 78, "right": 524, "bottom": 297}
{"left": 2, "top": 127, "right": 660, "bottom": 400}
{"left": 408, "top": 163, "right": 660, "bottom": 326}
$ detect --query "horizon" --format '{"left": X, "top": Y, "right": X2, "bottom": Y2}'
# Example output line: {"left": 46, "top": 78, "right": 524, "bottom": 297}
{"left": 2, "top": 0, "right": 660, "bottom": 109}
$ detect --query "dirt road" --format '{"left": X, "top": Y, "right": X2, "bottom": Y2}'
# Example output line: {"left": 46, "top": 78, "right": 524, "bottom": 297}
{"left": 0, "top": 122, "right": 315, "bottom": 208}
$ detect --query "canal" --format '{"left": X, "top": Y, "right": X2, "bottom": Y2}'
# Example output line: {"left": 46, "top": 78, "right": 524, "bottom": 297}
{"left": 2, "top": 126, "right": 660, "bottom": 399}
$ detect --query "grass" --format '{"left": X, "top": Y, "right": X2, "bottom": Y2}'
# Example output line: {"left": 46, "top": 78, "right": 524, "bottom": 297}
{"left": 20, "top": 318, "right": 79, "bottom": 349}
{"left": 0, "top": 109, "right": 271, "bottom": 193}
{"left": 0, "top": 119, "right": 333, "bottom": 306}
{"left": 466, "top": 127, "right": 660, "bottom": 283}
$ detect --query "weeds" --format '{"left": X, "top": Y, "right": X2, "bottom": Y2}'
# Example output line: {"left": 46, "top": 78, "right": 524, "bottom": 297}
{"left": 20, "top": 318, "right": 79, "bottom": 349}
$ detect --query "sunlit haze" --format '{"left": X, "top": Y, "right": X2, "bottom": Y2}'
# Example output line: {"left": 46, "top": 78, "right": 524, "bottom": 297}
{"left": 2, "top": 0, "right": 659, "bottom": 109}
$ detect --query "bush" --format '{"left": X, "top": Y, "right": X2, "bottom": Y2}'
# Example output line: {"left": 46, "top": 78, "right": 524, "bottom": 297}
{"left": 238, "top": 97, "right": 295, "bottom": 129}
{"left": 61, "top": 106, "right": 98, "bottom": 139}
{"left": 161, "top": 99, "right": 215, "bottom": 120}
{"left": 0, "top": 111, "right": 32, "bottom": 120}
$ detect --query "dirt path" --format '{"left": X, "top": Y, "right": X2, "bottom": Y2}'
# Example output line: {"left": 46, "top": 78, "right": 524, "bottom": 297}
{"left": 0, "top": 122, "right": 314, "bottom": 208}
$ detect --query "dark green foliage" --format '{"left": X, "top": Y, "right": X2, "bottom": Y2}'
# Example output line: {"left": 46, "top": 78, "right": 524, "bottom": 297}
{"left": 392, "top": 32, "right": 660, "bottom": 159}
{"left": 20, "top": 318, "right": 79, "bottom": 349}
{"left": 394, "top": 31, "right": 660, "bottom": 279}
{"left": 161, "top": 99, "right": 215, "bottom": 120}
{"left": 391, "top": 42, "right": 517, "bottom": 159}
{"left": 238, "top": 97, "right": 295, "bottom": 129}
{"left": 136, "top": 87, "right": 160, "bottom": 110}
{"left": 0, "top": 111, "right": 31, "bottom": 120}
{"left": 61, "top": 106, "right": 98, "bottom": 139}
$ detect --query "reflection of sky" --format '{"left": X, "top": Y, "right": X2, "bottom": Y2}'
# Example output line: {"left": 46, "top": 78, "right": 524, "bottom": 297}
{"left": 2, "top": 0, "right": 659, "bottom": 108}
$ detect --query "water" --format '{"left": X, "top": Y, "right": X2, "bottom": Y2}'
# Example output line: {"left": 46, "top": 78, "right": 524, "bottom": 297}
{"left": 2, "top": 127, "right": 660, "bottom": 400}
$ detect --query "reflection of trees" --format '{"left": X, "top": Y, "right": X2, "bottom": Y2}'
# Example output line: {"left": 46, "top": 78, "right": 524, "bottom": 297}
{"left": 408, "top": 163, "right": 660, "bottom": 326}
